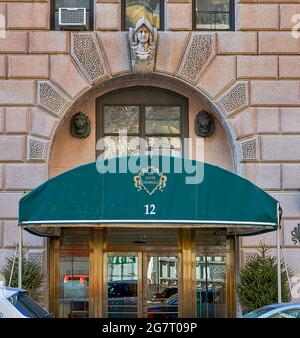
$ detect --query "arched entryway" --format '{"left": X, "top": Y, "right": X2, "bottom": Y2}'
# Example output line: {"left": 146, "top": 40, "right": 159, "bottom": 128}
{"left": 49, "top": 75, "right": 235, "bottom": 179}
{"left": 44, "top": 76, "right": 241, "bottom": 318}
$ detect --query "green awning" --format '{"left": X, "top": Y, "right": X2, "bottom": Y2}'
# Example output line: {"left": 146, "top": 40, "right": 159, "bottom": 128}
{"left": 19, "top": 155, "right": 281, "bottom": 236}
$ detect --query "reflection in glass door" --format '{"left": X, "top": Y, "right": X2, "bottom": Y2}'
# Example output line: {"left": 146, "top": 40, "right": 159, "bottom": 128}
{"left": 59, "top": 257, "right": 89, "bottom": 318}
{"left": 105, "top": 254, "right": 140, "bottom": 318}
{"left": 196, "top": 255, "right": 227, "bottom": 318}
{"left": 144, "top": 255, "right": 179, "bottom": 318}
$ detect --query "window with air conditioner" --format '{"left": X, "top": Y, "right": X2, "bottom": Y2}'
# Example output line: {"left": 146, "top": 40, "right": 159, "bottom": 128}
{"left": 51, "top": 0, "right": 93, "bottom": 31}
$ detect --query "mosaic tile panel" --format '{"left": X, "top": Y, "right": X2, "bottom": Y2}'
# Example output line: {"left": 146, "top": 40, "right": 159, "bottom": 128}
{"left": 71, "top": 33, "right": 107, "bottom": 83}
{"left": 37, "top": 81, "right": 68, "bottom": 116}
{"left": 178, "top": 33, "right": 215, "bottom": 83}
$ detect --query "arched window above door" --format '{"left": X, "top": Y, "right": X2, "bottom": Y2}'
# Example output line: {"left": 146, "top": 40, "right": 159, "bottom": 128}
{"left": 96, "top": 87, "right": 188, "bottom": 158}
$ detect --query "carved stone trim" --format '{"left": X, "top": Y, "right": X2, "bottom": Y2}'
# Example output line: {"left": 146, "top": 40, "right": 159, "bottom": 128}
{"left": 37, "top": 81, "right": 69, "bottom": 116}
{"left": 71, "top": 33, "right": 107, "bottom": 83}
{"left": 240, "top": 136, "right": 259, "bottom": 161}
{"left": 217, "top": 81, "right": 248, "bottom": 116}
{"left": 177, "top": 33, "right": 216, "bottom": 83}
{"left": 26, "top": 136, "right": 48, "bottom": 161}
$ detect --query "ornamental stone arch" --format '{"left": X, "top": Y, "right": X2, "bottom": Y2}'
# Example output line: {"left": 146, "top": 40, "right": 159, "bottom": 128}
{"left": 27, "top": 32, "right": 257, "bottom": 177}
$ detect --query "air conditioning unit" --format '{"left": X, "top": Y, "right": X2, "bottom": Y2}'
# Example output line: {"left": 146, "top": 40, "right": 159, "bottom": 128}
{"left": 58, "top": 8, "right": 87, "bottom": 27}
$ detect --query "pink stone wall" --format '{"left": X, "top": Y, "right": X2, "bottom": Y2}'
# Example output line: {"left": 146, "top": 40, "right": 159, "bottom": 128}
{"left": 0, "top": 0, "right": 299, "bottom": 308}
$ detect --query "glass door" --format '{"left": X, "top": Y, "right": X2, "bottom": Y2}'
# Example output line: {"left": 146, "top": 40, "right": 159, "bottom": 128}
{"left": 144, "top": 254, "right": 180, "bottom": 318}
{"left": 104, "top": 253, "right": 141, "bottom": 318}
{"left": 58, "top": 256, "right": 89, "bottom": 318}
{"left": 195, "top": 255, "right": 227, "bottom": 318}
{"left": 103, "top": 252, "right": 181, "bottom": 318}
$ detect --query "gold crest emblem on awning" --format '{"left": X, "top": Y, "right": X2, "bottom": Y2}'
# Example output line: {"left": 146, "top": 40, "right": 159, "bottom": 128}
{"left": 133, "top": 166, "right": 167, "bottom": 195}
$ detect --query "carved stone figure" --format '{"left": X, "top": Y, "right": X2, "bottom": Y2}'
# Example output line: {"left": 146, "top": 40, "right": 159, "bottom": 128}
{"left": 129, "top": 17, "right": 157, "bottom": 73}
{"left": 70, "top": 111, "right": 91, "bottom": 138}
{"left": 195, "top": 110, "right": 215, "bottom": 137}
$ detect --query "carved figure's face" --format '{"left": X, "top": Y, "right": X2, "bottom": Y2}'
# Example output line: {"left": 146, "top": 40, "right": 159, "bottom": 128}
{"left": 74, "top": 114, "right": 86, "bottom": 130}
{"left": 136, "top": 25, "right": 150, "bottom": 43}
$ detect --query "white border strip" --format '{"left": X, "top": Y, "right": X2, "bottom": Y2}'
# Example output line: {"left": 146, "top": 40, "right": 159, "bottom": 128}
{"left": 21, "top": 219, "right": 276, "bottom": 227}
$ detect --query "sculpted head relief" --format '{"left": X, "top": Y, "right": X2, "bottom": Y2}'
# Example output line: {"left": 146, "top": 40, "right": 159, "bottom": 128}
{"left": 129, "top": 17, "right": 157, "bottom": 72}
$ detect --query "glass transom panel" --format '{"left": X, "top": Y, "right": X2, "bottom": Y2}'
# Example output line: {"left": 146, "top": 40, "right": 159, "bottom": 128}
{"left": 104, "top": 106, "right": 139, "bottom": 134}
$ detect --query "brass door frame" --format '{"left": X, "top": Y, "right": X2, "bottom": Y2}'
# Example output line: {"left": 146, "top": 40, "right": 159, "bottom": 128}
{"left": 142, "top": 252, "right": 182, "bottom": 318}
{"left": 49, "top": 228, "right": 236, "bottom": 318}
{"left": 103, "top": 252, "right": 142, "bottom": 318}
{"left": 192, "top": 236, "right": 236, "bottom": 318}
{"left": 103, "top": 251, "right": 182, "bottom": 318}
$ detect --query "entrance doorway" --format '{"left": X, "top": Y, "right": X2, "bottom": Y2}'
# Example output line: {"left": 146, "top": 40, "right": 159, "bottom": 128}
{"left": 50, "top": 228, "right": 235, "bottom": 318}
{"left": 104, "top": 252, "right": 180, "bottom": 318}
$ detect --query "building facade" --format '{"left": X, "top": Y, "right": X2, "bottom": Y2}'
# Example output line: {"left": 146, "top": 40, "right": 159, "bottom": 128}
{"left": 0, "top": 0, "right": 300, "bottom": 318}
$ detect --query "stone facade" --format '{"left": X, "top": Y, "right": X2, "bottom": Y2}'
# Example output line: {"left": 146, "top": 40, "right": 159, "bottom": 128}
{"left": 0, "top": 0, "right": 300, "bottom": 311}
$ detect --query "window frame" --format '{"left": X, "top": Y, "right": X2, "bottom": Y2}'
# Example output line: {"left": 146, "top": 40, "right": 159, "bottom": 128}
{"left": 121, "top": 0, "right": 165, "bottom": 31}
{"left": 96, "top": 87, "right": 189, "bottom": 158}
{"left": 50, "top": 0, "right": 94, "bottom": 31}
{"left": 192, "top": 0, "right": 235, "bottom": 31}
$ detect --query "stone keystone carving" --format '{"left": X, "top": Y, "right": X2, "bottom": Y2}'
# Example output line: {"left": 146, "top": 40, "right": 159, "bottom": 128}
{"left": 129, "top": 17, "right": 157, "bottom": 73}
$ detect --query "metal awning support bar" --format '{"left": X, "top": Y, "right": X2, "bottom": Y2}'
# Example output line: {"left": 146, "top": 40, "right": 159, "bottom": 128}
{"left": 18, "top": 225, "right": 23, "bottom": 289}
{"left": 277, "top": 202, "right": 282, "bottom": 303}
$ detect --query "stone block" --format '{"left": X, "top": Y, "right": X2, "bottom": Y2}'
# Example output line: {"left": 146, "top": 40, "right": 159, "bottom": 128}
{"left": 237, "top": 56, "right": 278, "bottom": 79}
{"left": 3, "top": 220, "right": 44, "bottom": 248}
{"left": 281, "top": 108, "right": 300, "bottom": 133}
{"left": 0, "top": 136, "right": 23, "bottom": 161}
{"left": 281, "top": 249, "right": 300, "bottom": 276}
{"left": 98, "top": 32, "right": 131, "bottom": 75}
{"left": 0, "top": 80, "right": 35, "bottom": 105}
{"left": 30, "top": 107, "right": 58, "bottom": 139}
{"left": 50, "top": 55, "right": 90, "bottom": 99}
{"left": 242, "top": 231, "right": 276, "bottom": 247}
{"left": 256, "top": 108, "right": 280, "bottom": 133}
{"left": 270, "top": 192, "right": 300, "bottom": 218}
{"left": 259, "top": 32, "right": 300, "bottom": 54}
{"left": 279, "top": 56, "right": 300, "bottom": 79}
{"left": 282, "top": 164, "right": 300, "bottom": 189}
{"left": 232, "top": 108, "right": 256, "bottom": 138}
{"left": 250, "top": 81, "right": 300, "bottom": 105}
{"left": 95, "top": 3, "right": 120, "bottom": 30}
{"left": 5, "top": 107, "right": 28, "bottom": 133}
{"left": 238, "top": 4, "right": 279, "bottom": 30}
{"left": 7, "top": 3, "right": 49, "bottom": 29}
{"left": 155, "top": 32, "right": 190, "bottom": 75}
{"left": 8, "top": 55, "right": 48, "bottom": 79}
{"left": 217, "top": 32, "right": 257, "bottom": 54}
{"left": 30, "top": 32, "right": 69, "bottom": 54}
{"left": 0, "top": 250, "right": 15, "bottom": 270}
{"left": 0, "top": 56, "right": 6, "bottom": 78}
{"left": 261, "top": 136, "right": 300, "bottom": 161}
{"left": 5, "top": 164, "right": 48, "bottom": 190}
{"left": 283, "top": 221, "right": 300, "bottom": 247}
{"left": 0, "top": 32, "right": 27, "bottom": 53}
{"left": 167, "top": 3, "right": 192, "bottom": 30}
{"left": 241, "top": 163, "right": 281, "bottom": 189}
{"left": 0, "top": 192, "right": 24, "bottom": 218}
{"left": 197, "top": 56, "right": 236, "bottom": 99}
{"left": 280, "top": 5, "right": 300, "bottom": 30}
